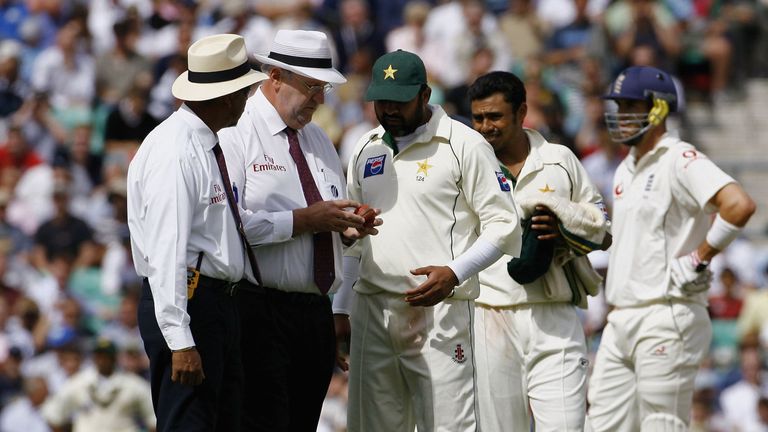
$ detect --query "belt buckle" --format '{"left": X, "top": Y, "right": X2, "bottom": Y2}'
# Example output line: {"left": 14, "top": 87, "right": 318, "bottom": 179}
{"left": 226, "top": 282, "right": 238, "bottom": 296}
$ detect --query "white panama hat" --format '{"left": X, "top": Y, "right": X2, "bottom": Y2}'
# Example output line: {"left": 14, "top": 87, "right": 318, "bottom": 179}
{"left": 172, "top": 34, "right": 267, "bottom": 101}
{"left": 254, "top": 30, "right": 347, "bottom": 84}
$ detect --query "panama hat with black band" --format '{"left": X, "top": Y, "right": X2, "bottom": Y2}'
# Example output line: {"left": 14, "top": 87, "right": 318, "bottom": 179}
{"left": 253, "top": 30, "right": 347, "bottom": 84}
{"left": 172, "top": 33, "right": 267, "bottom": 101}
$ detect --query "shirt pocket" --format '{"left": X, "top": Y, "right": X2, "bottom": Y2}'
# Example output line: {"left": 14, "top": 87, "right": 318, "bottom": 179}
{"left": 320, "top": 169, "right": 343, "bottom": 200}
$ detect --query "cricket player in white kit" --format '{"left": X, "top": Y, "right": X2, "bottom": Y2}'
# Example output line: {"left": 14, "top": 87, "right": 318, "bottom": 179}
{"left": 468, "top": 71, "right": 611, "bottom": 432}
{"left": 344, "top": 50, "right": 522, "bottom": 432}
{"left": 585, "top": 66, "right": 756, "bottom": 431}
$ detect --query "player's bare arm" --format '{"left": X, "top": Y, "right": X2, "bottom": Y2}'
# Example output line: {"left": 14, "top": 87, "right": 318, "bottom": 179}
{"left": 696, "top": 182, "right": 756, "bottom": 261}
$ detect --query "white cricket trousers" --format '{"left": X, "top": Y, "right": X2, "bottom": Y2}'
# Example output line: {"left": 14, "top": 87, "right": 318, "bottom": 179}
{"left": 474, "top": 303, "right": 588, "bottom": 432}
{"left": 586, "top": 301, "right": 712, "bottom": 431}
{"left": 347, "top": 291, "right": 478, "bottom": 432}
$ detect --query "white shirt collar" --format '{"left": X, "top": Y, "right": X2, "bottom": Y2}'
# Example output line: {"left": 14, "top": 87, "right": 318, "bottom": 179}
{"left": 249, "top": 88, "right": 289, "bottom": 137}
{"left": 178, "top": 104, "right": 218, "bottom": 151}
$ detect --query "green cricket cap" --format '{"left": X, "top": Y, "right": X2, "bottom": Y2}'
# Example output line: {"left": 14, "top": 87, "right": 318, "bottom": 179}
{"left": 365, "top": 50, "right": 427, "bottom": 103}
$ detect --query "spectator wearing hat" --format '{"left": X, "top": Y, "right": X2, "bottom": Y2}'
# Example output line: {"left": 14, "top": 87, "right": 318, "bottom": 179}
{"left": 218, "top": 29, "right": 377, "bottom": 431}
{"left": 127, "top": 33, "right": 272, "bottom": 431}
{"left": 41, "top": 338, "right": 156, "bottom": 432}
{"left": 343, "top": 49, "right": 521, "bottom": 432}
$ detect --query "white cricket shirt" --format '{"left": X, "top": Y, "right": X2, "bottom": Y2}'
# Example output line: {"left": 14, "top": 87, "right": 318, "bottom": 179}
{"left": 607, "top": 133, "right": 734, "bottom": 307}
{"left": 346, "top": 105, "right": 521, "bottom": 300}
{"left": 477, "top": 129, "right": 608, "bottom": 307}
{"left": 219, "top": 88, "right": 347, "bottom": 294}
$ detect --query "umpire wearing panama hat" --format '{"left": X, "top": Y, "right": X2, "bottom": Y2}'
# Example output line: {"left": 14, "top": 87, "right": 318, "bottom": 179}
{"left": 128, "top": 33, "right": 267, "bottom": 432}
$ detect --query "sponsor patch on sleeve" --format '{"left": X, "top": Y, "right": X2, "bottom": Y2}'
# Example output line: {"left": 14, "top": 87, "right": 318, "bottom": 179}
{"left": 363, "top": 155, "right": 386, "bottom": 178}
{"left": 496, "top": 171, "right": 511, "bottom": 192}
{"left": 596, "top": 201, "right": 609, "bottom": 220}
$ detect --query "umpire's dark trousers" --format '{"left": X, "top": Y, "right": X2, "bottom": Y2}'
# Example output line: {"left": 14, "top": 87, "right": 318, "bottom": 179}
{"left": 239, "top": 287, "right": 336, "bottom": 432}
{"left": 138, "top": 277, "right": 243, "bottom": 432}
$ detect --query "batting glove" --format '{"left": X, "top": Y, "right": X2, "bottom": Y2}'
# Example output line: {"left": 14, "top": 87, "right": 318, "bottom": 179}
{"left": 670, "top": 252, "right": 712, "bottom": 294}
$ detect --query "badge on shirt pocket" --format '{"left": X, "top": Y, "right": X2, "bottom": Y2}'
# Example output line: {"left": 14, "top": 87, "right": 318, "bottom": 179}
{"left": 322, "top": 170, "right": 341, "bottom": 199}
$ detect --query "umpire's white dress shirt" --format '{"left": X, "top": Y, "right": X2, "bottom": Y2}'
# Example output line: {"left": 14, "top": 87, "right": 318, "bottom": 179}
{"left": 218, "top": 89, "right": 348, "bottom": 295}
{"left": 128, "top": 104, "right": 290, "bottom": 350}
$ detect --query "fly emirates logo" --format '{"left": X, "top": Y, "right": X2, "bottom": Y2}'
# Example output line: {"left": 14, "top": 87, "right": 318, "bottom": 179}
{"left": 253, "top": 154, "right": 287, "bottom": 173}
{"left": 210, "top": 184, "right": 226, "bottom": 204}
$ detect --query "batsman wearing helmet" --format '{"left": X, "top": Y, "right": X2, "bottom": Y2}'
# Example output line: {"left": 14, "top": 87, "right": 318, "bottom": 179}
{"left": 585, "top": 66, "right": 756, "bottom": 431}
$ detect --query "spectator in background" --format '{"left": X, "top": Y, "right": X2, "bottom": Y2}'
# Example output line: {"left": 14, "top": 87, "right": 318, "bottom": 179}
{"left": 212, "top": 0, "right": 275, "bottom": 58}
{"left": 444, "top": 45, "right": 496, "bottom": 120}
{"left": 103, "top": 86, "right": 159, "bottom": 154}
{"left": 604, "top": 0, "right": 682, "bottom": 71}
{"left": 441, "top": 0, "right": 509, "bottom": 89}
{"left": 100, "top": 293, "right": 148, "bottom": 371}
{"left": 0, "top": 126, "right": 43, "bottom": 191}
{"left": 498, "top": 0, "right": 547, "bottom": 63}
{"left": 331, "top": 0, "right": 385, "bottom": 74}
{"left": 710, "top": 267, "right": 745, "bottom": 320}
{"left": 0, "top": 40, "right": 27, "bottom": 120}
{"left": 22, "top": 329, "right": 84, "bottom": 395}
{"left": 0, "top": 191, "right": 32, "bottom": 260}
{"left": 0, "top": 345, "right": 24, "bottom": 407}
{"left": 95, "top": 17, "right": 152, "bottom": 106}
{"left": 41, "top": 339, "right": 155, "bottom": 432}
{"left": 11, "top": 91, "right": 68, "bottom": 163}
{"left": 8, "top": 297, "right": 44, "bottom": 358}
{"left": 737, "top": 264, "right": 768, "bottom": 346}
{"left": 31, "top": 184, "right": 95, "bottom": 271}
{"left": 68, "top": 123, "right": 102, "bottom": 193}
{"left": 30, "top": 19, "right": 94, "bottom": 118}
{"left": 0, "top": 375, "right": 51, "bottom": 432}
{"left": 720, "top": 346, "right": 768, "bottom": 431}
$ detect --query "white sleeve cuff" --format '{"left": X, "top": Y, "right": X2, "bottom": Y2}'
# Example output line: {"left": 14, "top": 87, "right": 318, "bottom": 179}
{"left": 333, "top": 255, "right": 360, "bottom": 315}
{"left": 163, "top": 325, "right": 195, "bottom": 351}
{"left": 447, "top": 238, "right": 503, "bottom": 284}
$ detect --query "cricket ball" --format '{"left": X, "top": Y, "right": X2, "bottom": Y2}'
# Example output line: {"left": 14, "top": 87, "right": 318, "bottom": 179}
{"left": 355, "top": 204, "right": 376, "bottom": 228}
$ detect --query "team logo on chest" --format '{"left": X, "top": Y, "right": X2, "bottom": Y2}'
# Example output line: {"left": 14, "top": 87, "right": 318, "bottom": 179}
{"left": 364, "top": 155, "right": 387, "bottom": 178}
{"left": 253, "top": 154, "right": 287, "bottom": 173}
{"left": 538, "top": 183, "right": 555, "bottom": 193}
{"left": 452, "top": 344, "right": 467, "bottom": 363}
{"left": 415, "top": 158, "right": 433, "bottom": 182}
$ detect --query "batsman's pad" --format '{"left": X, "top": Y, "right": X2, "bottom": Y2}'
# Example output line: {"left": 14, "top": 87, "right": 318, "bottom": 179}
{"left": 518, "top": 196, "right": 608, "bottom": 255}
{"left": 641, "top": 413, "right": 687, "bottom": 432}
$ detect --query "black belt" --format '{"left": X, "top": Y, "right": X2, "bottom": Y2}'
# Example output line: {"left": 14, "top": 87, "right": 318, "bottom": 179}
{"left": 263, "top": 286, "right": 328, "bottom": 305}
{"left": 195, "top": 275, "right": 264, "bottom": 296}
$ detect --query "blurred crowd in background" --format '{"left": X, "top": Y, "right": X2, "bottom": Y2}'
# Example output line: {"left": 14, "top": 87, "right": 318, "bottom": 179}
{"left": 0, "top": 0, "right": 767, "bottom": 430}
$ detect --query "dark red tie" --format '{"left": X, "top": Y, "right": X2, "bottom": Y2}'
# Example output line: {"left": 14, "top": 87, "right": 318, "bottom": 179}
{"left": 285, "top": 128, "right": 334, "bottom": 294}
{"left": 212, "top": 143, "right": 263, "bottom": 286}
